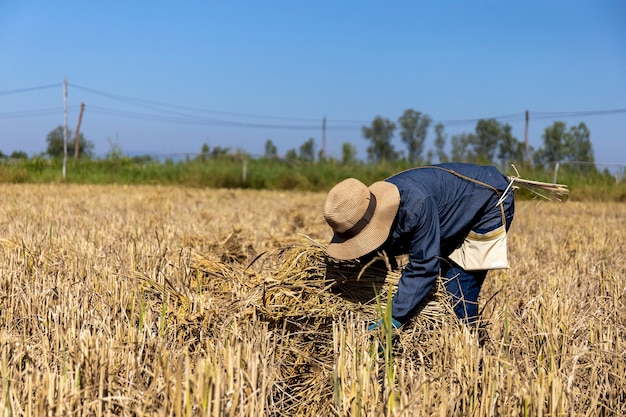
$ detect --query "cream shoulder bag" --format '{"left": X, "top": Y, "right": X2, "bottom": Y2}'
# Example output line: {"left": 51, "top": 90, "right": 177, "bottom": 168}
{"left": 448, "top": 171, "right": 511, "bottom": 271}
{"left": 389, "top": 166, "right": 511, "bottom": 271}
{"left": 448, "top": 222, "right": 509, "bottom": 271}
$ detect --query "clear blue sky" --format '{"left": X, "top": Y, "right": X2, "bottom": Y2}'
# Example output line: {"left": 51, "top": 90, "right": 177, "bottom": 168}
{"left": 1, "top": 1, "right": 625, "bottom": 166}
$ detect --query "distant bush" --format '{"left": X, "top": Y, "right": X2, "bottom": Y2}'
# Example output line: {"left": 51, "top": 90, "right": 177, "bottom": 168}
{"left": 0, "top": 156, "right": 623, "bottom": 200}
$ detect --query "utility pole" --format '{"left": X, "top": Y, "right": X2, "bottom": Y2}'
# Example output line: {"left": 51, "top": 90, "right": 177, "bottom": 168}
{"left": 321, "top": 116, "right": 326, "bottom": 160}
{"left": 524, "top": 110, "right": 530, "bottom": 166}
{"left": 63, "top": 76, "right": 68, "bottom": 179}
{"left": 74, "top": 102, "right": 85, "bottom": 159}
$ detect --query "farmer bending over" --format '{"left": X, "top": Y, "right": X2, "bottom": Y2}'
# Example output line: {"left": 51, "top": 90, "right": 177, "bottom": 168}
{"left": 323, "top": 163, "right": 515, "bottom": 330}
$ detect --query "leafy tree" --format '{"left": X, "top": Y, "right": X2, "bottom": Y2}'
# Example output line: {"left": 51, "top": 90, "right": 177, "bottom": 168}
{"left": 450, "top": 119, "right": 521, "bottom": 165}
{"left": 362, "top": 116, "right": 397, "bottom": 163}
{"left": 299, "top": 138, "right": 315, "bottom": 162}
{"left": 264, "top": 139, "right": 278, "bottom": 159}
{"left": 450, "top": 132, "right": 472, "bottom": 162}
{"left": 210, "top": 146, "right": 230, "bottom": 157}
{"left": 433, "top": 123, "right": 448, "bottom": 163}
{"left": 10, "top": 150, "right": 28, "bottom": 159}
{"left": 496, "top": 124, "right": 525, "bottom": 168}
{"left": 193, "top": 143, "right": 211, "bottom": 162}
{"left": 285, "top": 148, "right": 298, "bottom": 161}
{"left": 425, "top": 149, "right": 434, "bottom": 165}
{"left": 398, "top": 109, "right": 431, "bottom": 165}
{"left": 534, "top": 121, "right": 595, "bottom": 172}
{"left": 46, "top": 125, "right": 94, "bottom": 158}
{"left": 341, "top": 142, "right": 357, "bottom": 165}
{"left": 472, "top": 118, "right": 503, "bottom": 164}
{"left": 533, "top": 121, "right": 567, "bottom": 166}
{"left": 564, "top": 122, "right": 594, "bottom": 165}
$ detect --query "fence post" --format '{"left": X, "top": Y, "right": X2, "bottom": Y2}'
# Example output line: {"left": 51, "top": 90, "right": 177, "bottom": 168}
{"left": 242, "top": 158, "right": 247, "bottom": 184}
{"left": 553, "top": 161, "right": 560, "bottom": 184}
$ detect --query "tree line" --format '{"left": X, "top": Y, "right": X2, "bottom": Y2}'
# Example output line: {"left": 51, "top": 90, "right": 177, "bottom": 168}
{"left": 1, "top": 109, "right": 596, "bottom": 172}
{"left": 266, "top": 109, "right": 595, "bottom": 172}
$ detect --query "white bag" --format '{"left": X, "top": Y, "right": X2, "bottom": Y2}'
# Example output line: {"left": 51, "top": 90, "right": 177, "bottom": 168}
{"left": 448, "top": 224, "right": 509, "bottom": 271}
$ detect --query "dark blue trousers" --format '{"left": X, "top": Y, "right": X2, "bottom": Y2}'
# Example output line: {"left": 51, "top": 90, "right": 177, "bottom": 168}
{"left": 442, "top": 193, "right": 515, "bottom": 324}
{"left": 441, "top": 263, "right": 487, "bottom": 323}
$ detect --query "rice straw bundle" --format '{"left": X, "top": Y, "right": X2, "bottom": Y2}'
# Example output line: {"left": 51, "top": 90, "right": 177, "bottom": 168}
{"left": 191, "top": 241, "right": 455, "bottom": 332}
{"left": 509, "top": 165, "right": 570, "bottom": 202}
{"left": 188, "top": 240, "right": 456, "bottom": 414}
{"left": 192, "top": 239, "right": 456, "bottom": 337}
{"left": 511, "top": 177, "right": 570, "bottom": 202}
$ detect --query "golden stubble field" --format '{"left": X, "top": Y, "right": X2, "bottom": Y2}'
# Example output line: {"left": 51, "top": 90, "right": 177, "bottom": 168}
{"left": 0, "top": 184, "right": 624, "bottom": 416}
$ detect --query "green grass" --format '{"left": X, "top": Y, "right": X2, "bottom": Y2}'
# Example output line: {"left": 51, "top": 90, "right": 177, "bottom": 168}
{"left": 0, "top": 156, "right": 624, "bottom": 200}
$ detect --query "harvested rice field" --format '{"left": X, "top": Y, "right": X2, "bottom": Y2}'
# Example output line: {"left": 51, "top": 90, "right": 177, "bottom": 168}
{"left": 0, "top": 184, "right": 624, "bottom": 416}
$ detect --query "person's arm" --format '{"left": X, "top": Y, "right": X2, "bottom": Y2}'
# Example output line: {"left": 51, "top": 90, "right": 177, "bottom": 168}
{"left": 391, "top": 197, "right": 441, "bottom": 323}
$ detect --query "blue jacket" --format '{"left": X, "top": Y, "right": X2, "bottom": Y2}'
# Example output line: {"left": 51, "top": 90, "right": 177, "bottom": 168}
{"left": 382, "top": 163, "right": 514, "bottom": 322}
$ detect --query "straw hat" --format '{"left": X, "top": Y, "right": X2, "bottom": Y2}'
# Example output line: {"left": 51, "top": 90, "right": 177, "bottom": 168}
{"left": 324, "top": 178, "right": 400, "bottom": 260}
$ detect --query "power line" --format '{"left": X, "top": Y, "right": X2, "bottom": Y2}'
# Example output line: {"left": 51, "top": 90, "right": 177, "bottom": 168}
{"left": 529, "top": 109, "right": 626, "bottom": 120}
{"left": 0, "top": 107, "right": 78, "bottom": 119}
{"left": 69, "top": 83, "right": 330, "bottom": 123}
{"left": 0, "top": 83, "right": 62, "bottom": 96}
{"left": 86, "top": 105, "right": 357, "bottom": 131}
{"left": 1, "top": 82, "right": 625, "bottom": 131}
{"left": 433, "top": 109, "right": 626, "bottom": 126}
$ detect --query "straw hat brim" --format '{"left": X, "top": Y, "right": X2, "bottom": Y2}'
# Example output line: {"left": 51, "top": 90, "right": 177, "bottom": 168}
{"left": 326, "top": 180, "right": 400, "bottom": 260}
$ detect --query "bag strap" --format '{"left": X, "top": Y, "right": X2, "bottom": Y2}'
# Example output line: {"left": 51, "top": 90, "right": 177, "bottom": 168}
{"left": 388, "top": 166, "right": 508, "bottom": 225}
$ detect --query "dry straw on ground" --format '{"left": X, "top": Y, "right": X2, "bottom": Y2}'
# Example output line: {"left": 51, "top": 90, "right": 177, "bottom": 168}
{"left": 0, "top": 184, "right": 624, "bottom": 416}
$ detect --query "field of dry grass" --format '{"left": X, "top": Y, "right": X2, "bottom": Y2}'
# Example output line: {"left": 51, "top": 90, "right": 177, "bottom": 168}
{"left": 0, "top": 184, "right": 624, "bottom": 416}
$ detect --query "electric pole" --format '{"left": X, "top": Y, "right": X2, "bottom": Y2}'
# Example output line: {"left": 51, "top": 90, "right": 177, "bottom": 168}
{"left": 74, "top": 102, "right": 85, "bottom": 159}
{"left": 524, "top": 110, "right": 530, "bottom": 166}
{"left": 63, "top": 76, "right": 68, "bottom": 179}
{"left": 321, "top": 116, "right": 326, "bottom": 160}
